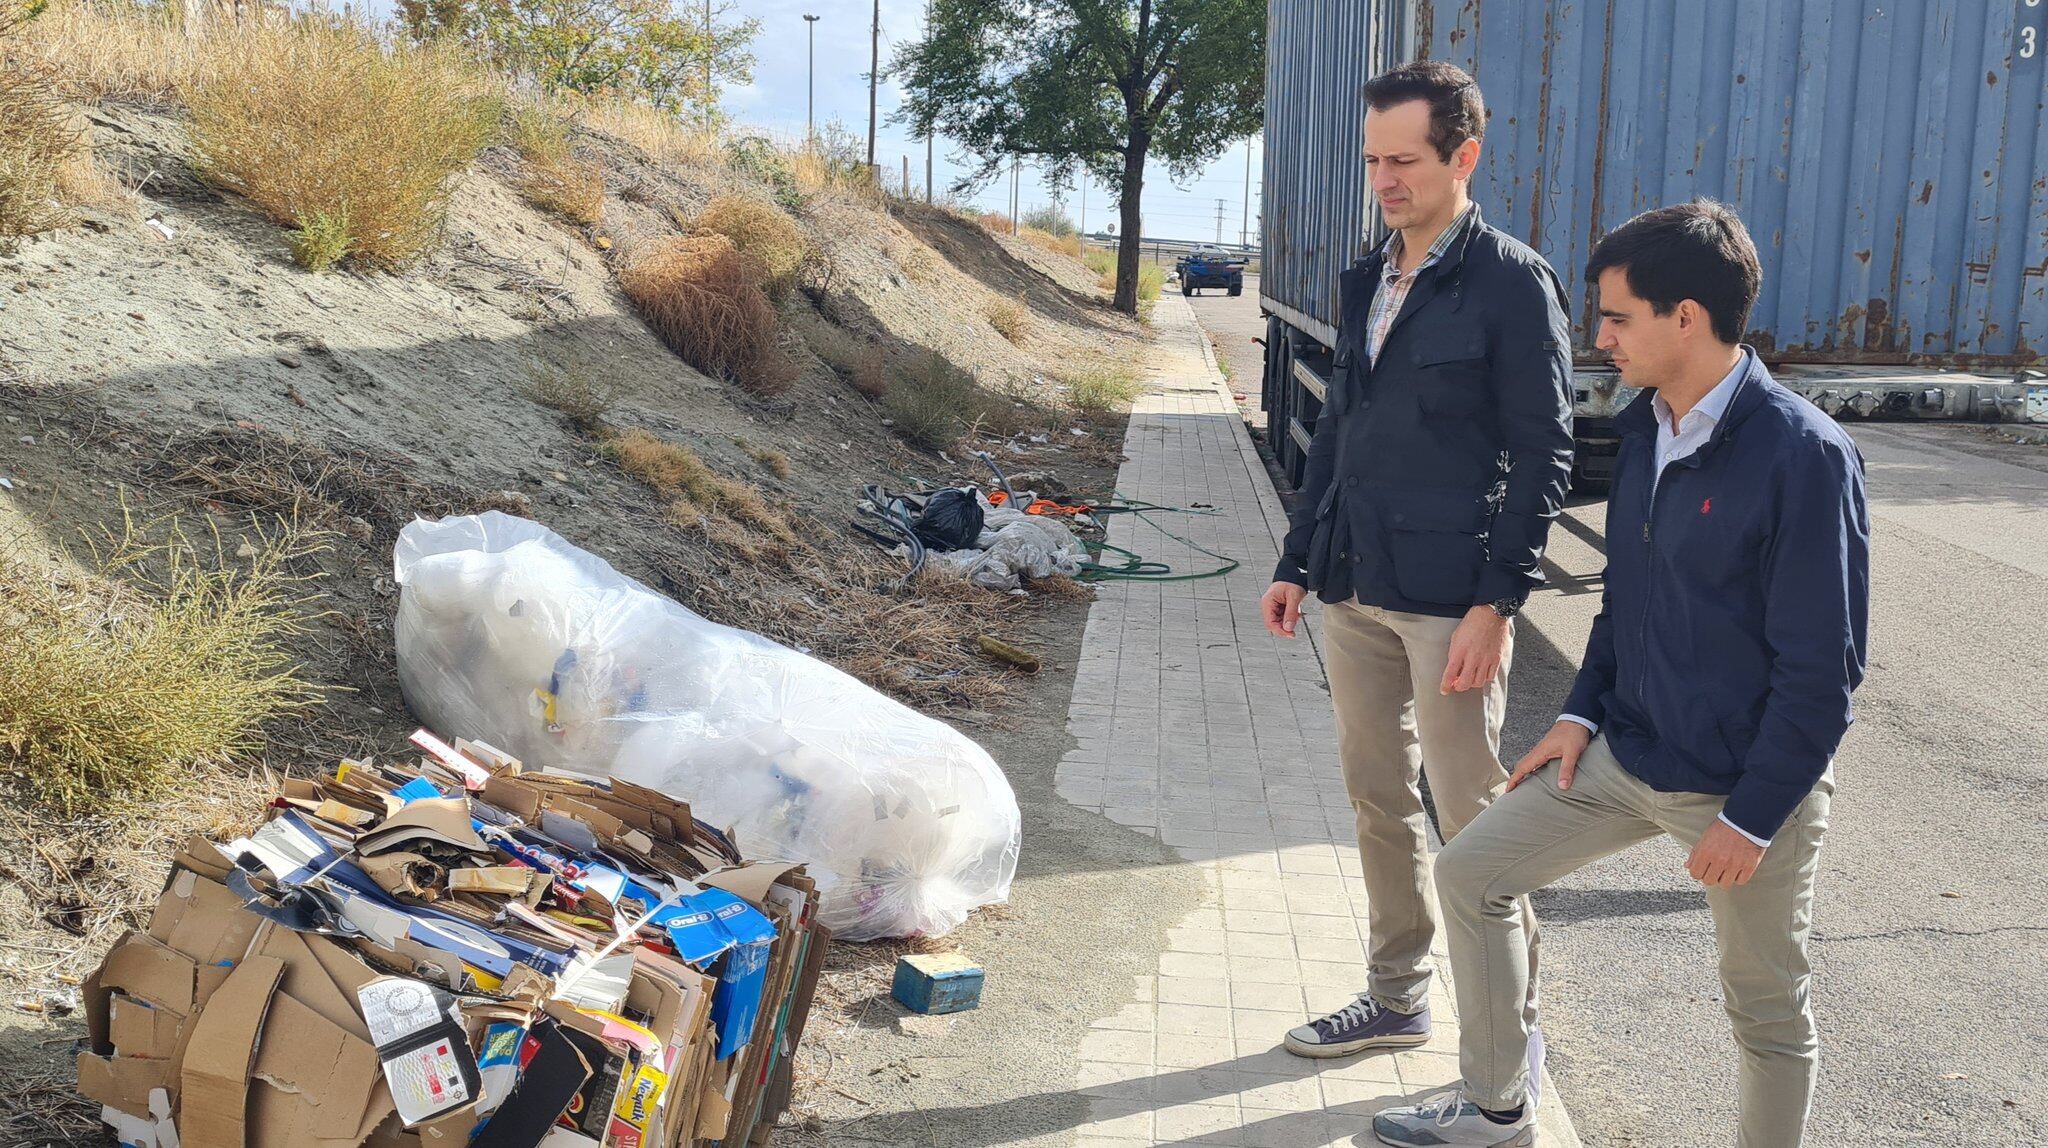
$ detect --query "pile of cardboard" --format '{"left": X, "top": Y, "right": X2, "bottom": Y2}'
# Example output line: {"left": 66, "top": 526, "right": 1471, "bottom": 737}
{"left": 76, "top": 729, "right": 831, "bottom": 1148}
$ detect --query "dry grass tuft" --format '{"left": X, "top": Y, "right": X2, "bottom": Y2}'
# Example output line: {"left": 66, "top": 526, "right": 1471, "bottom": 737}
{"left": 606, "top": 427, "right": 797, "bottom": 542}
{"left": 183, "top": 17, "right": 500, "bottom": 271}
{"left": 618, "top": 234, "right": 778, "bottom": 386}
{"left": 1022, "top": 226, "right": 1083, "bottom": 258}
{"left": 1064, "top": 364, "right": 1142, "bottom": 413}
{"left": 985, "top": 295, "right": 1029, "bottom": 344}
{"left": 13, "top": 0, "right": 191, "bottom": 106}
{"left": 0, "top": 512, "right": 325, "bottom": 813}
{"left": 1084, "top": 247, "right": 1115, "bottom": 290}
{"left": 975, "top": 210, "right": 1014, "bottom": 234}
{"left": 582, "top": 98, "right": 720, "bottom": 168}
{"left": 0, "top": 53, "right": 80, "bottom": 248}
{"left": 734, "top": 437, "right": 791, "bottom": 479}
{"left": 55, "top": 117, "right": 136, "bottom": 215}
{"left": 849, "top": 345, "right": 892, "bottom": 400}
{"left": 526, "top": 358, "right": 614, "bottom": 431}
{"left": 508, "top": 99, "right": 603, "bottom": 225}
{"left": 694, "top": 192, "right": 807, "bottom": 301}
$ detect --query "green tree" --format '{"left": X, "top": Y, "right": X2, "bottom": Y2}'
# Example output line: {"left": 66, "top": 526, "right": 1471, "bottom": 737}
{"left": 896, "top": 0, "right": 1263, "bottom": 315}
{"left": 398, "top": 0, "right": 758, "bottom": 113}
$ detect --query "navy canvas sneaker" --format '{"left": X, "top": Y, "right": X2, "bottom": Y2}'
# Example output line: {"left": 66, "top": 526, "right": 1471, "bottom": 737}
{"left": 1281, "top": 995, "right": 1431, "bottom": 1057}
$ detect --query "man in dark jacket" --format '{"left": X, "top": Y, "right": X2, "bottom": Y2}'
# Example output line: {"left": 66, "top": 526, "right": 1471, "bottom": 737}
{"left": 1259, "top": 61, "right": 1575, "bottom": 1063}
{"left": 1372, "top": 202, "right": 1869, "bottom": 1148}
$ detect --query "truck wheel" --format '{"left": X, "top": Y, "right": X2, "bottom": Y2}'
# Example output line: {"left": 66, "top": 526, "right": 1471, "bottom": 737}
{"left": 1228, "top": 283, "right": 1242, "bottom": 297}
{"left": 1181, "top": 282, "right": 1192, "bottom": 296}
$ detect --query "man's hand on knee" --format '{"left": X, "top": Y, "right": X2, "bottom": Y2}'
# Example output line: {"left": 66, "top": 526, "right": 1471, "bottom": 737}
{"left": 1505, "top": 720, "right": 1592, "bottom": 792}
{"left": 1686, "top": 820, "right": 1766, "bottom": 888}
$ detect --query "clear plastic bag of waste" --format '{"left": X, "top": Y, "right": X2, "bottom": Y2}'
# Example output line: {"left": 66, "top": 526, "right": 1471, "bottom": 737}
{"left": 392, "top": 512, "right": 1020, "bottom": 940}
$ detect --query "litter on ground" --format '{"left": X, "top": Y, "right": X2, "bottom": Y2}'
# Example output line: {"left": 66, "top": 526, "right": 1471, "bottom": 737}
{"left": 77, "top": 731, "right": 830, "bottom": 1148}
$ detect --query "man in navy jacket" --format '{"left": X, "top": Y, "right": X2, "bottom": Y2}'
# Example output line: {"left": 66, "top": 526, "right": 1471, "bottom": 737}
{"left": 1259, "top": 61, "right": 1576, "bottom": 1065}
{"left": 1372, "top": 202, "right": 1869, "bottom": 1148}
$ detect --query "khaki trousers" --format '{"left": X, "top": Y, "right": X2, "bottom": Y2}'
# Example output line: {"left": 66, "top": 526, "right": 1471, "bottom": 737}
{"left": 1322, "top": 598, "right": 1537, "bottom": 1019}
{"left": 1436, "top": 734, "right": 1832, "bottom": 1146}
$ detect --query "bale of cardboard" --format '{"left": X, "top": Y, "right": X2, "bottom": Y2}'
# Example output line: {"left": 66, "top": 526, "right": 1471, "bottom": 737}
{"left": 75, "top": 728, "right": 833, "bottom": 1148}
{"left": 391, "top": 511, "right": 1021, "bottom": 942}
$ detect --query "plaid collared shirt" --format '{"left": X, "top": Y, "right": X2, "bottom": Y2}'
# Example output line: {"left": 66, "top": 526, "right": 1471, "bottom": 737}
{"left": 1365, "top": 203, "right": 1478, "bottom": 366}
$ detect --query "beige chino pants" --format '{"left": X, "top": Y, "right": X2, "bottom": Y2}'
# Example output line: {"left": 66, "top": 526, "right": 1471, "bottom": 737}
{"left": 1436, "top": 733, "right": 1832, "bottom": 1146}
{"left": 1322, "top": 597, "right": 1538, "bottom": 1022}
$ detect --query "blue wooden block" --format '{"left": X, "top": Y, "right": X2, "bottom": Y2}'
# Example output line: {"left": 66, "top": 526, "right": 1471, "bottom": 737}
{"left": 891, "top": 952, "right": 984, "bottom": 1015}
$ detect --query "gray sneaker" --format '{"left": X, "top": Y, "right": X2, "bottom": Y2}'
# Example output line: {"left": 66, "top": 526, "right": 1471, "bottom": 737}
{"left": 1282, "top": 995, "right": 1430, "bottom": 1058}
{"left": 1371, "top": 1088, "right": 1534, "bottom": 1147}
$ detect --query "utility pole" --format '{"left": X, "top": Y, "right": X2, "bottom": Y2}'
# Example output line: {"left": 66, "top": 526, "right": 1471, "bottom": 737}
{"left": 866, "top": 0, "right": 880, "bottom": 172}
{"left": 1009, "top": 157, "right": 1020, "bottom": 234}
{"left": 903, "top": 154, "right": 911, "bottom": 198}
{"left": 803, "top": 14, "right": 819, "bottom": 142}
{"left": 1241, "top": 140, "right": 1253, "bottom": 249}
{"left": 1080, "top": 179, "right": 1086, "bottom": 237}
{"left": 1215, "top": 198, "right": 1225, "bottom": 244}
{"left": 702, "top": 0, "right": 713, "bottom": 124}
{"left": 923, "top": 1, "right": 934, "bottom": 204}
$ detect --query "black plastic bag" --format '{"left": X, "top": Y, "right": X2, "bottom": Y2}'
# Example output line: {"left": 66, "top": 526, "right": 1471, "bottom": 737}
{"left": 912, "top": 488, "right": 985, "bottom": 551}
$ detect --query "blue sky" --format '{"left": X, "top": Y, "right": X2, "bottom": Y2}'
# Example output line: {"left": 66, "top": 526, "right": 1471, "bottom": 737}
{"left": 720, "top": 1, "right": 1262, "bottom": 244}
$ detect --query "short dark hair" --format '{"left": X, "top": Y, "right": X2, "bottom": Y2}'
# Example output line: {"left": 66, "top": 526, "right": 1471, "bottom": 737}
{"left": 1585, "top": 200, "right": 1762, "bottom": 344}
{"left": 1362, "top": 60, "right": 1486, "bottom": 163}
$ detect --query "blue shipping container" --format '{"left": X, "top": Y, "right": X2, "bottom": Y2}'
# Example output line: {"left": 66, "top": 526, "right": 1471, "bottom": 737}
{"left": 1261, "top": 0, "right": 2048, "bottom": 367}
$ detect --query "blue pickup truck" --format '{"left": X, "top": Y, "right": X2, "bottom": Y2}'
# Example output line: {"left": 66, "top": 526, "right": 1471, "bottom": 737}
{"left": 1175, "top": 246, "right": 1245, "bottom": 297}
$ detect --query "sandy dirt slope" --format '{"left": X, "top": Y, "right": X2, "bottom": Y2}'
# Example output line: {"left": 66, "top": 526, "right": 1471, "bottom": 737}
{"left": 0, "top": 100, "right": 1152, "bottom": 1143}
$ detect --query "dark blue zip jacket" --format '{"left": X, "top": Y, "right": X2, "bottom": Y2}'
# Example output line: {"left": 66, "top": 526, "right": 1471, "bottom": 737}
{"left": 1562, "top": 351, "right": 1870, "bottom": 839}
{"left": 1274, "top": 208, "right": 1576, "bottom": 616}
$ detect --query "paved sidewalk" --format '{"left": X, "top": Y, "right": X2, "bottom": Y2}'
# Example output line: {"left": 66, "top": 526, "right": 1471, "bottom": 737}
{"left": 1052, "top": 295, "right": 1579, "bottom": 1147}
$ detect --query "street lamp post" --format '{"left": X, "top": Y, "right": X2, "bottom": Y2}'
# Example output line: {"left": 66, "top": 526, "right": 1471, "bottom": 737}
{"left": 803, "top": 14, "right": 820, "bottom": 142}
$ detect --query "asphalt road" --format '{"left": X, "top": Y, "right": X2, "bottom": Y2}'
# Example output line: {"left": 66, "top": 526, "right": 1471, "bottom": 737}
{"left": 1188, "top": 283, "right": 2048, "bottom": 1146}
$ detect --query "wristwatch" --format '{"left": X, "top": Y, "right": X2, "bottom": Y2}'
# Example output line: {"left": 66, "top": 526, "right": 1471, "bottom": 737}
{"left": 1489, "top": 597, "right": 1522, "bottom": 619}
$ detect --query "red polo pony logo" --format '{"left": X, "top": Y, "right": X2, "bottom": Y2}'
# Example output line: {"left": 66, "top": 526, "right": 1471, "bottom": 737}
{"left": 1700, "top": 497, "right": 1713, "bottom": 515}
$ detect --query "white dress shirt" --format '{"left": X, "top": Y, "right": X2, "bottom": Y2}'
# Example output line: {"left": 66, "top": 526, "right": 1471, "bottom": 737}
{"left": 1559, "top": 354, "right": 1771, "bottom": 847}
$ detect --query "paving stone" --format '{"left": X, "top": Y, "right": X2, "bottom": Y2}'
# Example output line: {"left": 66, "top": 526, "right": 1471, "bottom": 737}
{"left": 1058, "top": 296, "right": 1577, "bottom": 1146}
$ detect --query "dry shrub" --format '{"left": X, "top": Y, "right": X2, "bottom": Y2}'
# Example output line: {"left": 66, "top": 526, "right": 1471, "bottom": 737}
{"left": 581, "top": 97, "right": 719, "bottom": 167}
{"left": 526, "top": 358, "right": 613, "bottom": 430}
{"left": 695, "top": 193, "right": 806, "bottom": 301}
{"left": 0, "top": 513, "right": 324, "bottom": 813}
{"left": 740, "top": 346, "right": 799, "bottom": 397}
{"left": 56, "top": 118, "right": 135, "bottom": 214}
{"left": 1022, "top": 226, "right": 1083, "bottom": 258}
{"left": 607, "top": 428, "right": 797, "bottom": 543}
{"left": 0, "top": 54, "right": 79, "bottom": 248}
{"left": 850, "top": 345, "right": 892, "bottom": 399}
{"left": 618, "top": 234, "right": 778, "bottom": 385}
{"left": 788, "top": 143, "right": 883, "bottom": 207}
{"left": 508, "top": 99, "right": 603, "bottom": 225}
{"left": 183, "top": 18, "right": 500, "bottom": 271}
{"left": 1065, "top": 365, "right": 1141, "bottom": 413}
{"left": 976, "top": 210, "right": 1013, "bottom": 234}
{"left": 985, "top": 295, "right": 1029, "bottom": 344}
{"left": 13, "top": 0, "right": 191, "bottom": 106}
{"left": 884, "top": 351, "right": 1000, "bottom": 451}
